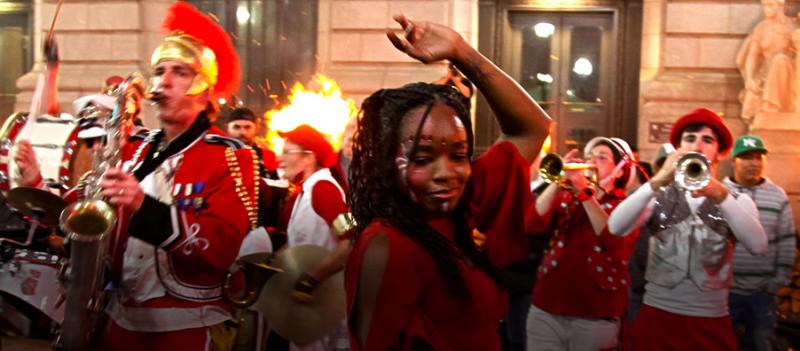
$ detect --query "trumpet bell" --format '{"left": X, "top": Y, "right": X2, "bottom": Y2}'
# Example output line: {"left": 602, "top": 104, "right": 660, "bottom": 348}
{"left": 59, "top": 199, "right": 116, "bottom": 242}
{"left": 674, "top": 152, "right": 710, "bottom": 191}
{"left": 539, "top": 153, "right": 564, "bottom": 183}
{"left": 538, "top": 153, "right": 596, "bottom": 184}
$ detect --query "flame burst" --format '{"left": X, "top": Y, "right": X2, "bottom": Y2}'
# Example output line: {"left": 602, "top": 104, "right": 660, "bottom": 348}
{"left": 262, "top": 74, "right": 358, "bottom": 154}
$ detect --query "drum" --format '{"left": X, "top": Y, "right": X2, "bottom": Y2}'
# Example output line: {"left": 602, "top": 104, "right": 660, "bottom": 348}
{"left": 0, "top": 248, "right": 64, "bottom": 323}
{"left": 0, "top": 112, "right": 89, "bottom": 192}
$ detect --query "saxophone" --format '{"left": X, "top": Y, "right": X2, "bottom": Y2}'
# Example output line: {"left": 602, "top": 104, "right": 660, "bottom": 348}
{"left": 54, "top": 73, "right": 144, "bottom": 350}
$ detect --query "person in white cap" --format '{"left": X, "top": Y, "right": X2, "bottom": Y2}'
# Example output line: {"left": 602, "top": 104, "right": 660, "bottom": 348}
{"left": 13, "top": 93, "right": 117, "bottom": 190}
{"left": 14, "top": 91, "right": 145, "bottom": 191}
{"left": 525, "top": 136, "right": 638, "bottom": 350}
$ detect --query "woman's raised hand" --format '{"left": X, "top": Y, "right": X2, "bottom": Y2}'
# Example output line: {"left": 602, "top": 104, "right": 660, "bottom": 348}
{"left": 386, "top": 14, "right": 465, "bottom": 64}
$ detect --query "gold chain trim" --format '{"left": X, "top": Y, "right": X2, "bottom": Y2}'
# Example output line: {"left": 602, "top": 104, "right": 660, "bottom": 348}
{"left": 224, "top": 147, "right": 260, "bottom": 229}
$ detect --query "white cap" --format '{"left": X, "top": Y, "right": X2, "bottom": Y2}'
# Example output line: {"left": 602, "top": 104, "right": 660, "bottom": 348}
{"left": 72, "top": 94, "right": 115, "bottom": 115}
{"left": 584, "top": 136, "right": 637, "bottom": 189}
{"left": 584, "top": 137, "right": 635, "bottom": 160}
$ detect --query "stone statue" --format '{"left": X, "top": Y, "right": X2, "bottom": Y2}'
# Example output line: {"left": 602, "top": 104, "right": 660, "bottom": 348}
{"left": 736, "top": 0, "right": 798, "bottom": 122}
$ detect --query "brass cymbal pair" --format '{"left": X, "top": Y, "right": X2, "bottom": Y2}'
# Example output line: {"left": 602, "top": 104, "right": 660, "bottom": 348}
{"left": 230, "top": 245, "right": 346, "bottom": 345}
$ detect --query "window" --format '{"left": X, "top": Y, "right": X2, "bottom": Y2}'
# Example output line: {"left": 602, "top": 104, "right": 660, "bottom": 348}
{"left": 189, "top": 0, "right": 318, "bottom": 113}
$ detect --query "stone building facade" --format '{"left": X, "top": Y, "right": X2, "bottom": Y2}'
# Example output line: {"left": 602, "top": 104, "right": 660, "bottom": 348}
{"left": 9, "top": 0, "right": 800, "bottom": 224}
{"left": 13, "top": 0, "right": 472, "bottom": 127}
{"left": 638, "top": 0, "right": 800, "bottom": 222}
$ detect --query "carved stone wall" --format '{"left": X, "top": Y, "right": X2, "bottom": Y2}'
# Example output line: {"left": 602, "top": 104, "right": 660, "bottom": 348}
{"left": 638, "top": 0, "right": 764, "bottom": 163}
{"left": 14, "top": 0, "right": 170, "bottom": 127}
{"left": 316, "top": 0, "right": 478, "bottom": 105}
{"left": 14, "top": 0, "right": 477, "bottom": 126}
{"left": 640, "top": 0, "right": 800, "bottom": 227}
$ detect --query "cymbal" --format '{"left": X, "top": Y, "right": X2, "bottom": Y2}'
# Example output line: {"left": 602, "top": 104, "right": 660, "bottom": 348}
{"left": 255, "top": 245, "right": 346, "bottom": 345}
{"left": 6, "top": 187, "right": 67, "bottom": 226}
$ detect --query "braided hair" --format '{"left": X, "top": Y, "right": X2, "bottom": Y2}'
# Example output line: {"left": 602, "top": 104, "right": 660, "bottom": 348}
{"left": 348, "top": 82, "right": 497, "bottom": 296}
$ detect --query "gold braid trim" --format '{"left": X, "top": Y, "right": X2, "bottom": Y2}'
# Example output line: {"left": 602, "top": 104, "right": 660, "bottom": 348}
{"left": 224, "top": 147, "right": 259, "bottom": 229}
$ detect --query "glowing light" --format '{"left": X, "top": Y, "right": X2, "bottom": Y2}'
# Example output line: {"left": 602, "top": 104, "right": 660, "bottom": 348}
{"left": 533, "top": 23, "right": 555, "bottom": 38}
{"left": 536, "top": 73, "right": 553, "bottom": 84}
{"left": 572, "top": 57, "right": 593, "bottom": 76}
{"left": 535, "top": 0, "right": 584, "bottom": 7}
{"left": 236, "top": 6, "right": 251, "bottom": 23}
{"left": 542, "top": 135, "right": 552, "bottom": 153}
{"left": 218, "top": 98, "right": 227, "bottom": 105}
{"left": 262, "top": 74, "right": 358, "bottom": 155}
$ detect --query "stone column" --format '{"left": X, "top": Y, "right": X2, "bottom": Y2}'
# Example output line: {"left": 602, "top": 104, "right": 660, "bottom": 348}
{"left": 316, "top": 0, "right": 479, "bottom": 105}
{"left": 14, "top": 0, "right": 171, "bottom": 126}
{"left": 749, "top": 117, "right": 800, "bottom": 213}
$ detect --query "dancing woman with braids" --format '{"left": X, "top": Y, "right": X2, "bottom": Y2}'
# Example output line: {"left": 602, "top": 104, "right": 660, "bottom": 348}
{"left": 344, "top": 15, "right": 552, "bottom": 351}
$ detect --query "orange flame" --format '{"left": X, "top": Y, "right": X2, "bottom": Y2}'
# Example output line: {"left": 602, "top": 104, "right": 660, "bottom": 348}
{"left": 261, "top": 74, "right": 358, "bottom": 155}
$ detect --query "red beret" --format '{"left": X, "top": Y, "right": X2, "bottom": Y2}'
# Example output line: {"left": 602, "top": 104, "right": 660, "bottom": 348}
{"left": 105, "top": 75, "right": 124, "bottom": 87}
{"left": 279, "top": 124, "right": 337, "bottom": 168}
{"left": 669, "top": 108, "right": 733, "bottom": 154}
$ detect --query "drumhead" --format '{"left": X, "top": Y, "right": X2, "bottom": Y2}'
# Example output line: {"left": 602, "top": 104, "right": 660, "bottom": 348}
{"left": 0, "top": 113, "right": 81, "bottom": 192}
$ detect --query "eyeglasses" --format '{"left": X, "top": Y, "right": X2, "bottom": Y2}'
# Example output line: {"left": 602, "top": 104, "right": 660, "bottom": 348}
{"left": 281, "top": 149, "right": 312, "bottom": 156}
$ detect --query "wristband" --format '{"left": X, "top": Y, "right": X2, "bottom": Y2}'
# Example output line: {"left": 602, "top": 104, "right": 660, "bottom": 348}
{"left": 290, "top": 272, "right": 319, "bottom": 303}
{"left": 577, "top": 187, "right": 595, "bottom": 202}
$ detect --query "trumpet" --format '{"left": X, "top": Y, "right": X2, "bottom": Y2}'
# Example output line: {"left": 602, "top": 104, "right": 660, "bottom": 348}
{"left": 538, "top": 153, "right": 597, "bottom": 186}
{"left": 674, "top": 152, "right": 710, "bottom": 191}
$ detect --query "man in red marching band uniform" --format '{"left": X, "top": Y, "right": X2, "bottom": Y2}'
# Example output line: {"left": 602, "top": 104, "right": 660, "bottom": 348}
{"left": 93, "top": 3, "right": 257, "bottom": 350}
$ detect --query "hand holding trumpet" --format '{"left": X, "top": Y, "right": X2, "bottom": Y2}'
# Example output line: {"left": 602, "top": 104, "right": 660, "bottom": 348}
{"left": 538, "top": 149, "right": 596, "bottom": 192}
{"left": 562, "top": 149, "right": 591, "bottom": 194}
{"left": 648, "top": 150, "right": 729, "bottom": 204}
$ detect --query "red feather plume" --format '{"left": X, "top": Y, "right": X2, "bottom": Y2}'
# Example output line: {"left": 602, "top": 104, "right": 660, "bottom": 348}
{"left": 161, "top": 1, "right": 241, "bottom": 98}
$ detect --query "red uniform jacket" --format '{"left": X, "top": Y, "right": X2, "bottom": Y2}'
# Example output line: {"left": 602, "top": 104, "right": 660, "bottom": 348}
{"left": 105, "top": 113, "right": 257, "bottom": 332}
{"left": 527, "top": 188, "right": 639, "bottom": 319}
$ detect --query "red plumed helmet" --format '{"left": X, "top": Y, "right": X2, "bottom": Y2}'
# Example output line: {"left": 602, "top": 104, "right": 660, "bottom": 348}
{"left": 152, "top": 1, "right": 240, "bottom": 99}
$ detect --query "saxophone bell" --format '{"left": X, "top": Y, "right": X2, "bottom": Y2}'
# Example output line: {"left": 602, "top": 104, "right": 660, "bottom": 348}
{"left": 59, "top": 199, "right": 116, "bottom": 241}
